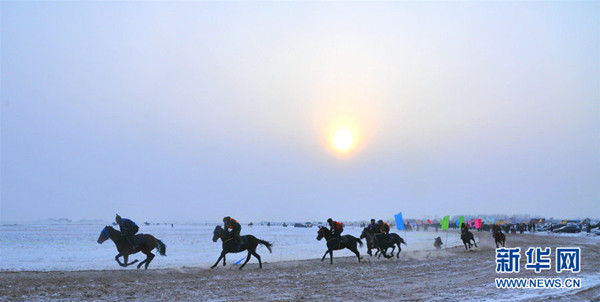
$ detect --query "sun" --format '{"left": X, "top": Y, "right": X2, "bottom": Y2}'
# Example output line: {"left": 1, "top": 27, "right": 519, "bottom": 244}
{"left": 333, "top": 128, "right": 354, "bottom": 152}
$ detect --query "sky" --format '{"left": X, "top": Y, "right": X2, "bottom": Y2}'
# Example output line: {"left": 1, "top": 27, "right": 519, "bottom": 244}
{"left": 1, "top": 1, "right": 599, "bottom": 223}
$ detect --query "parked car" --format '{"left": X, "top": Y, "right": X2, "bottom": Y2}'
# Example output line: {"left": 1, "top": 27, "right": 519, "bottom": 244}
{"left": 552, "top": 224, "right": 581, "bottom": 233}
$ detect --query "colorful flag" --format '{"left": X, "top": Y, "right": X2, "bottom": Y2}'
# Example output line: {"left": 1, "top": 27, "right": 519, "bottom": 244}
{"left": 427, "top": 219, "right": 432, "bottom": 224}
{"left": 475, "top": 218, "right": 482, "bottom": 229}
{"left": 456, "top": 219, "right": 460, "bottom": 227}
{"left": 441, "top": 216, "right": 450, "bottom": 230}
{"left": 468, "top": 220, "right": 472, "bottom": 228}
{"left": 394, "top": 212, "right": 404, "bottom": 231}
{"left": 421, "top": 220, "right": 425, "bottom": 225}
{"left": 459, "top": 216, "right": 464, "bottom": 228}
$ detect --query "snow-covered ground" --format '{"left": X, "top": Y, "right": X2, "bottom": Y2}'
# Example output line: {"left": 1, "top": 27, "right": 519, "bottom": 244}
{"left": 1, "top": 223, "right": 468, "bottom": 271}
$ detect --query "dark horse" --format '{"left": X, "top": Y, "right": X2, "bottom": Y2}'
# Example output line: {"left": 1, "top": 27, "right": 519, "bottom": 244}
{"left": 316, "top": 227, "right": 363, "bottom": 264}
{"left": 492, "top": 225, "right": 506, "bottom": 248}
{"left": 360, "top": 228, "right": 380, "bottom": 257}
{"left": 460, "top": 230, "right": 478, "bottom": 250}
{"left": 211, "top": 225, "right": 272, "bottom": 269}
{"left": 374, "top": 233, "right": 406, "bottom": 259}
{"left": 97, "top": 226, "right": 166, "bottom": 269}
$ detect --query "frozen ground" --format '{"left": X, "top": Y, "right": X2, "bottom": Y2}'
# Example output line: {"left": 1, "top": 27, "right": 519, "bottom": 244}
{"left": 1, "top": 229, "right": 599, "bottom": 301}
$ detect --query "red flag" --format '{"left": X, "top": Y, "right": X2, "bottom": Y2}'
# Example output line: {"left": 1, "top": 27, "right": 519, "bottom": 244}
{"left": 427, "top": 219, "right": 432, "bottom": 224}
{"left": 421, "top": 220, "right": 425, "bottom": 225}
{"left": 468, "top": 220, "right": 472, "bottom": 228}
{"left": 475, "top": 219, "right": 482, "bottom": 229}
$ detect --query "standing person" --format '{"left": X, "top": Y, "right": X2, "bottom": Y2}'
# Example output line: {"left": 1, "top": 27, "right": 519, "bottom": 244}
{"left": 115, "top": 214, "right": 139, "bottom": 249}
{"left": 223, "top": 216, "right": 243, "bottom": 244}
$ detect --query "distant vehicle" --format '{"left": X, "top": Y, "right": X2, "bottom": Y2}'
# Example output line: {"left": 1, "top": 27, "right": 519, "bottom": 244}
{"left": 282, "top": 223, "right": 288, "bottom": 227}
{"left": 552, "top": 224, "right": 581, "bottom": 233}
{"left": 248, "top": 222, "right": 253, "bottom": 227}
{"left": 294, "top": 223, "right": 307, "bottom": 228}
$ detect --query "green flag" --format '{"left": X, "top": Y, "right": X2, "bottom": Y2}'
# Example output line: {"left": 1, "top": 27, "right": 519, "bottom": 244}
{"left": 441, "top": 216, "right": 450, "bottom": 230}
{"left": 459, "top": 216, "right": 464, "bottom": 228}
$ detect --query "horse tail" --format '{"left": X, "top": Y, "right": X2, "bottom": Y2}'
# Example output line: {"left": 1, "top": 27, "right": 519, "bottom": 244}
{"left": 401, "top": 237, "right": 407, "bottom": 245}
{"left": 350, "top": 235, "right": 363, "bottom": 247}
{"left": 257, "top": 239, "right": 273, "bottom": 253}
{"left": 156, "top": 239, "right": 167, "bottom": 256}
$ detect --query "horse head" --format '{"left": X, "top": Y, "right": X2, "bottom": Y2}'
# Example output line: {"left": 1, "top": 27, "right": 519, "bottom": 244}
{"left": 213, "top": 225, "right": 226, "bottom": 242}
{"left": 360, "top": 228, "right": 369, "bottom": 239}
{"left": 97, "top": 226, "right": 112, "bottom": 244}
{"left": 316, "top": 226, "right": 331, "bottom": 241}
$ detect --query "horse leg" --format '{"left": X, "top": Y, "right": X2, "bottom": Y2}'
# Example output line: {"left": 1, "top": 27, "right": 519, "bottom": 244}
{"left": 239, "top": 251, "right": 252, "bottom": 270}
{"left": 329, "top": 250, "right": 334, "bottom": 264}
{"left": 223, "top": 254, "right": 226, "bottom": 266}
{"left": 211, "top": 251, "right": 226, "bottom": 269}
{"left": 321, "top": 250, "right": 329, "bottom": 262}
{"left": 115, "top": 254, "right": 126, "bottom": 267}
{"left": 472, "top": 238, "right": 478, "bottom": 248}
{"left": 396, "top": 242, "right": 402, "bottom": 259}
{"left": 251, "top": 251, "right": 262, "bottom": 268}
{"left": 349, "top": 246, "right": 361, "bottom": 263}
{"left": 389, "top": 246, "right": 396, "bottom": 258}
{"left": 138, "top": 252, "right": 155, "bottom": 270}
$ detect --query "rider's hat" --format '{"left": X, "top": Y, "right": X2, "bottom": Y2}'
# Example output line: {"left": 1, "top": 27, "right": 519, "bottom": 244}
{"left": 223, "top": 216, "right": 230, "bottom": 222}
{"left": 327, "top": 218, "right": 333, "bottom": 223}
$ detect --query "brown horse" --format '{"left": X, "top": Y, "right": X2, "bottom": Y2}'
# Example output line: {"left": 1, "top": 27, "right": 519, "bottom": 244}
{"left": 97, "top": 226, "right": 166, "bottom": 269}
{"left": 492, "top": 225, "right": 506, "bottom": 248}
{"left": 317, "top": 227, "right": 362, "bottom": 264}
{"left": 211, "top": 225, "right": 272, "bottom": 269}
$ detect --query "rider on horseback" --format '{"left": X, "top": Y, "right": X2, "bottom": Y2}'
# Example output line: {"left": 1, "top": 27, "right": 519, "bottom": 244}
{"left": 328, "top": 218, "right": 344, "bottom": 239}
{"left": 115, "top": 214, "right": 139, "bottom": 249}
{"left": 461, "top": 222, "right": 469, "bottom": 237}
{"left": 368, "top": 219, "right": 380, "bottom": 233}
{"left": 378, "top": 220, "right": 390, "bottom": 235}
{"left": 223, "top": 216, "right": 243, "bottom": 244}
{"left": 377, "top": 220, "right": 391, "bottom": 243}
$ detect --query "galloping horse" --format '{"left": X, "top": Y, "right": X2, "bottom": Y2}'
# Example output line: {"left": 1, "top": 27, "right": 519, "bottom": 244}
{"left": 360, "top": 228, "right": 380, "bottom": 256}
{"left": 492, "top": 225, "right": 506, "bottom": 248}
{"left": 375, "top": 233, "right": 406, "bottom": 259}
{"left": 316, "top": 227, "right": 362, "bottom": 264}
{"left": 97, "top": 226, "right": 166, "bottom": 269}
{"left": 211, "top": 225, "right": 272, "bottom": 269}
{"left": 460, "top": 230, "right": 478, "bottom": 250}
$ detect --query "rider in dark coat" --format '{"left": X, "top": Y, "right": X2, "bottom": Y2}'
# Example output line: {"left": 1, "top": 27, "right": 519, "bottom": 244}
{"left": 115, "top": 214, "right": 139, "bottom": 248}
{"left": 434, "top": 237, "right": 443, "bottom": 249}
{"left": 368, "top": 219, "right": 381, "bottom": 233}
{"left": 461, "top": 222, "right": 470, "bottom": 241}
{"left": 223, "top": 216, "right": 242, "bottom": 243}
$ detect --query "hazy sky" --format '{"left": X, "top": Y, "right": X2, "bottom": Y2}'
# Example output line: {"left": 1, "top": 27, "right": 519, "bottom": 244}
{"left": 1, "top": 1, "right": 598, "bottom": 223}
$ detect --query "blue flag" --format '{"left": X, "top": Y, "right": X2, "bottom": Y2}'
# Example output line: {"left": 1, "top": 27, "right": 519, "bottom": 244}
{"left": 394, "top": 212, "right": 405, "bottom": 231}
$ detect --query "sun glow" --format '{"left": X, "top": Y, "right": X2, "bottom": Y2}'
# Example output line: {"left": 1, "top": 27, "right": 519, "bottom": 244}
{"left": 333, "top": 128, "right": 354, "bottom": 152}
